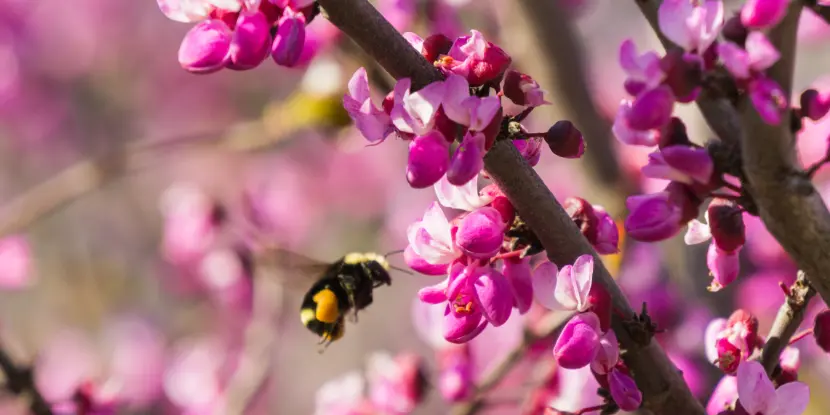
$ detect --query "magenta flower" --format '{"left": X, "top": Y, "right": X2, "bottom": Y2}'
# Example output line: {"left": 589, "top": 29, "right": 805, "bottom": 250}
{"left": 406, "top": 131, "right": 451, "bottom": 188}
{"left": 433, "top": 174, "right": 493, "bottom": 212}
{"left": 705, "top": 311, "right": 761, "bottom": 374}
{"left": 157, "top": 0, "right": 217, "bottom": 22}
{"left": 626, "top": 85, "right": 676, "bottom": 131}
{"left": 612, "top": 99, "right": 660, "bottom": 146}
{"left": 501, "top": 69, "right": 550, "bottom": 109}
{"left": 502, "top": 257, "right": 534, "bottom": 314}
{"left": 442, "top": 74, "right": 500, "bottom": 132}
{"left": 641, "top": 145, "right": 714, "bottom": 184}
{"left": 455, "top": 206, "right": 506, "bottom": 259}
{"left": 735, "top": 361, "right": 809, "bottom": 415}
{"left": 513, "top": 138, "right": 544, "bottom": 166}
{"left": 366, "top": 352, "right": 426, "bottom": 414}
{"left": 800, "top": 88, "right": 830, "bottom": 121}
{"left": 531, "top": 255, "right": 594, "bottom": 312}
{"left": 609, "top": 367, "right": 643, "bottom": 411}
{"left": 436, "top": 345, "right": 474, "bottom": 402}
{"left": 741, "top": 0, "right": 788, "bottom": 30}
{"left": 271, "top": 6, "right": 306, "bottom": 67}
{"left": 391, "top": 78, "right": 446, "bottom": 136}
{"left": 619, "top": 39, "right": 665, "bottom": 96}
{"left": 447, "top": 132, "right": 486, "bottom": 185}
{"left": 749, "top": 76, "right": 788, "bottom": 125}
{"left": 178, "top": 19, "right": 233, "bottom": 73}
{"left": 343, "top": 68, "right": 394, "bottom": 143}
{"left": 707, "top": 243, "right": 741, "bottom": 292}
{"left": 314, "top": 371, "right": 371, "bottom": 415}
{"left": 228, "top": 10, "right": 271, "bottom": 69}
{"left": 624, "top": 190, "right": 684, "bottom": 242}
{"left": 658, "top": 0, "right": 724, "bottom": 53}
{"left": 553, "top": 312, "right": 602, "bottom": 369}
{"left": 0, "top": 235, "right": 33, "bottom": 289}
{"left": 590, "top": 330, "right": 620, "bottom": 375}
{"left": 593, "top": 206, "right": 620, "bottom": 255}
{"left": 406, "top": 202, "right": 460, "bottom": 267}
{"left": 545, "top": 120, "right": 586, "bottom": 159}
{"left": 436, "top": 30, "right": 512, "bottom": 86}
{"left": 718, "top": 32, "right": 780, "bottom": 80}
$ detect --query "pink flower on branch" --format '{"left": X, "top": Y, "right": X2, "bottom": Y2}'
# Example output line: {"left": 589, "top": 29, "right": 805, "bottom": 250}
{"left": 658, "top": 0, "right": 725, "bottom": 54}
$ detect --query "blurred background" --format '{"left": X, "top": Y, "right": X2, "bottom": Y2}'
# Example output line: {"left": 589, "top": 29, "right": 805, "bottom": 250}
{"left": 0, "top": 0, "right": 829, "bottom": 413}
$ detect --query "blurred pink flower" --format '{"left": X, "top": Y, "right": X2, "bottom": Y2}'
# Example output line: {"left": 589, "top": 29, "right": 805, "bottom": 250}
{"left": 612, "top": 99, "right": 660, "bottom": 147}
{"left": 741, "top": 0, "right": 788, "bottom": 30}
{"left": 706, "top": 374, "right": 738, "bottom": 415}
{"left": 657, "top": 0, "right": 724, "bottom": 53}
{"left": 314, "top": 371, "right": 370, "bottom": 415}
{"left": 365, "top": 352, "right": 426, "bottom": 414}
{"left": 734, "top": 361, "right": 809, "bottom": 415}
{"left": 159, "top": 182, "right": 220, "bottom": 264}
{"left": 0, "top": 235, "right": 33, "bottom": 289}
{"left": 718, "top": 32, "right": 780, "bottom": 80}
{"left": 641, "top": 145, "right": 714, "bottom": 185}
{"left": 163, "top": 338, "right": 226, "bottom": 413}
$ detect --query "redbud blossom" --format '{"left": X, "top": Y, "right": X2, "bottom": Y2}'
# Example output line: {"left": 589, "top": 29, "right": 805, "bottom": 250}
{"left": 626, "top": 85, "right": 676, "bottom": 131}
{"left": 343, "top": 68, "right": 394, "bottom": 143}
{"left": 433, "top": 174, "right": 493, "bottom": 212}
{"left": 436, "top": 345, "right": 473, "bottom": 402}
{"left": 612, "top": 99, "right": 660, "bottom": 146}
{"left": 455, "top": 207, "right": 506, "bottom": 259}
{"left": 404, "top": 246, "right": 448, "bottom": 275}
{"left": 800, "top": 89, "right": 830, "bottom": 121}
{"left": 592, "top": 206, "right": 620, "bottom": 255}
{"left": 502, "top": 70, "right": 550, "bottom": 108}
{"left": 513, "top": 138, "right": 543, "bottom": 167}
{"left": 707, "top": 199, "right": 746, "bottom": 252}
{"left": 659, "top": 49, "right": 704, "bottom": 102}
{"left": 407, "top": 131, "right": 451, "bottom": 188}
{"left": 624, "top": 190, "right": 683, "bottom": 242}
{"left": 314, "top": 371, "right": 370, "bottom": 415}
{"left": 734, "top": 361, "right": 809, "bottom": 415}
{"left": 741, "top": 0, "right": 788, "bottom": 30}
{"left": 718, "top": 32, "right": 780, "bottom": 80}
{"left": 609, "top": 367, "right": 643, "bottom": 411}
{"left": 619, "top": 39, "right": 665, "bottom": 96}
{"left": 442, "top": 74, "right": 501, "bottom": 132}
{"left": 157, "top": 0, "right": 215, "bottom": 22}
{"left": 707, "top": 243, "right": 741, "bottom": 291}
{"left": 0, "top": 235, "right": 33, "bottom": 289}
{"left": 271, "top": 7, "right": 306, "bottom": 67}
{"left": 814, "top": 309, "right": 830, "bottom": 352}
{"left": 564, "top": 197, "right": 599, "bottom": 243}
{"left": 553, "top": 312, "right": 602, "bottom": 369}
{"left": 641, "top": 145, "right": 714, "bottom": 185}
{"left": 590, "top": 331, "right": 620, "bottom": 375}
{"left": 447, "top": 132, "right": 486, "bottom": 185}
{"left": 423, "top": 34, "right": 454, "bottom": 63}
{"left": 437, "top": 30, "right": 511, "bottom": 86}
{"left": 178, "top": 20, "right": 233, "bottom": 73}
{"left": 532, "top": 255, "right": 594, "bottom": 313}
{"left": 406, "top": 202, "right": 460, "bottom": 267}
{"left": 227, "top": 10, "right": 271, "bottom": 69}
{"left": 545, "top": 120, "right": 585, "bottom": 159}
{"left": 366, "top": 352, "right": 427, "bottom": 414}
{"left": 502, "top": 257, "right": 534, "bottom": 314}
{"left": 749, "top": 76, "right": 788, "bottom": 125}
{"left": 391, "top": 78, "right": 445, "bottom": 136}
{"left": 657, "top": 0, "right": 724, "bottom": 54}
{"left": 707, "top": 374, "right": 739, "bottom": 415}
{"left": 705, "top": 311, "right": 761, "bottom": 374}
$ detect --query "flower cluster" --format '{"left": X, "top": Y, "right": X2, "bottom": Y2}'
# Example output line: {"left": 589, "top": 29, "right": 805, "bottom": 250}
{"left": 685, "top": 198, "right": 747, "bottom": 291}
{"left": 705, "top": 309, "right": 763, "bottom": 374}
{"left": 343, "top": 29, "right": 584, "bottom": 189}
{"left": 157, "top": 0, "right": 319, "bottom": 73}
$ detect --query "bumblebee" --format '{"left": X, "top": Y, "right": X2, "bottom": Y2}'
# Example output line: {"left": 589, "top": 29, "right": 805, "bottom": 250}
{"left": 292, "top": 252, "right": 393, "bottom": 347}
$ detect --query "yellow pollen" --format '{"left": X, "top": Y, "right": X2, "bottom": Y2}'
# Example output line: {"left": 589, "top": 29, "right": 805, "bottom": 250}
{"left": 313, "top": 289, "right": 340, "bottom": 323}
{"left": 453, "top": 296, "right": 474, "bottom": 314}
{"left": 435, "top": 56, "right": 454, "bottom": 66}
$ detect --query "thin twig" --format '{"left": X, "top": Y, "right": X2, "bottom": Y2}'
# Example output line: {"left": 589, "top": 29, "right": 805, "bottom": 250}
{"left": 0, "top": 346, "right": 52, "bottom": 415}
{"left": 758, "top": 271, "right": 816, "bottom": 375}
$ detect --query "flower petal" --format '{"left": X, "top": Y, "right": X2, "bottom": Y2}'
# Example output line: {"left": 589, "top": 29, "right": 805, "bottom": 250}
{"left": 684, "top": 219, "right": 712, "bottom": 245}
{"left": 770, "top": 381, "right": 809, "bottom": 415}
{"left": 472, "top": 267, "right": 513, "bottom": 326}
{"left": 736, "top": 361, "right": 776, "bottom": 415}
{"left": 531, "top": 261, "right": 560, "bottom": 310}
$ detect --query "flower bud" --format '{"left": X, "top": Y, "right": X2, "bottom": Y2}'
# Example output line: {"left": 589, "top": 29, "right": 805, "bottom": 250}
{"left": 455, "top": 207, "right": 506, "bottom": 259}
{"left": 178, "top": 20, "right": 233, "bottom": 74}
{"left": 714, "top": 337, "right": 742, "bottom": 374}
{"left": 722, "top": 14, "right": 749, "bottom": 46}
{"left": 553, "top": 312, "right": 602, "bottom": 369}
{"left": 800, "top": 88, "right": 830, "bottom": 121}
{"left": 814, "top": 309, "right": 830, "bottom": 353}
{"left": 502, "top": 70, "right": 548, "bottom": 107}
{"left": 423, "top": 34, "right": 453, "bottom": 63}
{"left": 592, "top": 206, "right": 620, "bottom": 255}
{"left": 727, "top": 309, "right": 762, "bottom": 351}
{"left": 227, "top": 11, "right": 271, "bottom": 70}
{"left": 503, "top": 257, "right": 533, "bottom": 314}
{"left": 660, "top": 49, "right": 703, "bottom": 103}
{"left": 436, "top": 345, "right": 473, "bottom": 402}
{"left": 707, "top": 243, "right": 741, "bottom": 292}
{"left": 741, "top": 0, "right": 788, "bottom": 30}
{"left": 447, "top": 132, "right": 485, "bottom": 186}
{"left": 624, "top": 190, "right": 682, "bottom": 242}
{"left": 271, "top": 7, "right": 306, "bottom": 67}
{"left": 545, "top": 120, "right": 585, "bottom": 159}
{"left": 626, "top": 85, "right": 676, "bottom": 130}
{"left": 609, "top": 367, "right": 642, "bottom": 411}
{"left": 707, "top": 198, "right": 746, "bottom": 252}
{"left": 564, "top": 197, "right": 599, "bottom": 243}
{"left": 513, "top": 138, "right": 543, "bottom": 167}
{"left": 406, "top": 131, "right": 450, "bottom": 189}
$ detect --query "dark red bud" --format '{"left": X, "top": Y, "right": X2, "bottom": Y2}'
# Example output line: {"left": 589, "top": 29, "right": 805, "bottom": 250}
{"left": 814, "top": 309, "right": 830, "bottom": 353}
{"left": 666, "top": 182, "right": 703, "bottom": 224}
{"left": 423, "top": 34, "right": 453, "bottom": 63}
{"left": 660, "top": 49, "right": 703, "bottom": 101}
{"left": 722, "top": 15, "right": 748, "bottom": 46}
{"left": 800, "top": 89, "right": 830, "bottom": 121}
{"left": 382, "top": 91, "right": 395, "bottom": 115}
{"left": 564, "top": 197, "right": 599, "bottom": 243}
{"left": 502, "top": 70, "right": 528, "bottom": 105}
{"left": 659, "top": 117, "right": 692, "bottom": 149}
{"left": 776, "top": 366, "right": 799, "bottom": 385}
{"left": 481, "top": 107, "right": 504, "bottom": 150}
{"left": 708, "top": 198, "right": 746, "bottom": 252}
{"left": 545, "top": 120, "right": 585, "bottom": 159}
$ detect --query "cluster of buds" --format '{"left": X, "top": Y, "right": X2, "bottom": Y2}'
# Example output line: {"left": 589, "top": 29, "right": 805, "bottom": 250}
{"left": 157, "top": 0, "right": 319, "bottom": 73}
{"left": 705, "top": 309, "right": 763, "bottom": 374}
{"left": 343, "top": 29, "right": 585, "bottom": 190}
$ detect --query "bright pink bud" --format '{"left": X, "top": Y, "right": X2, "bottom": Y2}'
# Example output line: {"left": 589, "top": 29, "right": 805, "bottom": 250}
{"left": 227, "top": 11, "right": 271, "bottom": 70}
{"left": 472, "top": 266, "right": 514, "bottom": 326}
{"left": 626, "top": 85, "right": 676, "bottom": 130}
{"left": 502, "top": 70, "right": 549, "bottom": 107}
{"left": 436, "top": 345, "right": 473, "bottom": 402}
{"left": 741, "top": 0, "right": 788, "bottom": 30}
{"left": 800, "top": 88, "right": 830, "bottom": 121}
{"left": 749, "top": 76, "right": 787, "bottom": 125}
{"left": 564, "top": 197, "right": 599, "bottom": 243}
{"left": 447, "top": 132, "right": 485, "bottom": 186}
{"left": 553, "top": 312, "right": 602, "bottom": 369}
{"left": 441, "top": 30, "right": 512, "bottom": 86}
{"left": 707, "top": 244, "right": 741, "bottom": 292}
{"left": 814, "top": 309, "right": 830, "bottom": 352}
{"left": 406, "top": 131, "right": 451, "bottom": 189}
{"left": 707, "top": 198, "right": 745, "bottom": 252}
{"left": 624, "top": 191, "right": 683, "bottom": 242}
{"left": 545, "top": 120, "right": 585, "bottom": 159}
{"left": 641, "top": 145, "right": 714, "bottom": 185}
{"left": 609, "top": 367, "right": 642, "bottom": 411}
{"left": 455, "top": 207, "right": 506, "bottom": 259}
{"left": 503, "top": 257, "right": 533, "bottom": 314}
{"left": 591, "top": 206, "right": 619, "bottom": 255}
{"left": 271, "top": 7, "right": 306, "bottom": 67}
{"left": 178, "top": 20, "right": 232, "bottom": 73}
{"left": 714, "top": 336, "right": 742, "bottom": 374}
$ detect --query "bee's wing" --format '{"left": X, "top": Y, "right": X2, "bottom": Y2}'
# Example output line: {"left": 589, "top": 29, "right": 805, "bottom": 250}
{"left": 256, "top": 248, "right": 334, "bottom": 292}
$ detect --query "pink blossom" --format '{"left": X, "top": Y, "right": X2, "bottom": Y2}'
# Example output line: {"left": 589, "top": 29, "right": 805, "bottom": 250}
{"left": 178, "top": 19, "right": 233, "bottom": 73}
{"left": 391, "top": 78, "right": 446, "bottom": 136}
{"left": 163, "top": 338, "right": 226, "bottom": 413}
{"left": 365, "top": 352, "right": 426, "bottom": 414}
{"left": 626, "top": 85, "right": 676, "bottom": 131}
{"left": 707, "top": 374, "right": 738, "bottom": 415}
{"left": 437, "top": 30, "right": 511, "bottom": 86}
{"left": 685, "top": 218, "right": 713, "bottom": 245}
{"left": 198, "top": 247, "right": 253, "bottom": 309}
{"left": 406, "top": 202, "right": 460, "bottom": 267}
{"left": 501, "top": 69, "right": 550, "bottom": 108}
{"left": 513, "top": 138, "right": 544, "bottom": 166}
{"left": 447, "top": 132, "right": 486, "bottom": 185}
{"left": 157, "top": 0, "right": 223, "bottom": 22}
{"left": 436, "top": 345, "right": 474, "bottom": 402}
{"left": 741, "top": 0, "right": 788, "bottom": 30}
{"left": 406, "top": 131, "right": 451, "bottom": 188}
{"left": 271, "top": 6, "right": 306, "bottom": 67}
{"left": 735, "top": 361, "right": 809, "bottom": 415}
{"left": 433, "top": 174, "right": 493, "bottom": 212}
{"left": 707, "top": 198, "right": 746, "bottom": 252}
{"left": 612, "top": 99, "right": 660, "bottom": 146}
{"left": 608, "top": 367, "right": 642, "bottom": 411}
{"left": 227, "top": 10, "right": 271, "bottom": 69}
{"left": 749, "top": 76, "right": 788, "bottom": 125}
{"left": 455, "top": 207, "right": 506, "bottom": 259}
{"left": 590, "top": 330, "right": 619, "bottom": 375}
{"left": 342, "top": 68, "right": 393, "bottom": 143}
{"left": 658, "top": 0, "right": 725, "bottom": 53}
{"left": 707, "top": 243, "right": 741, "bottom": 292}
{"left": 593, "top": 206, "right": 620, "bottom": 255}
{"left": 619, "top": 39, "right": 665, "bottom": 95}
{"left": 314, "top": 371, "right": 370, "bottom": 415}
{"left": 641, "top": 145, "right": 714, "bottom": 184}
{"left": 553, "top": 312, "right": 602, "bottom": 369}
{"left": 159, "top": 183, "right": 219, "bottom": 264}
{"left": 800, "top": 88, "right": 830, "bottom": 121}
{"left": 624, "top": 191, "right": 684, "bottom": 242}
{"left": 718, "top": 32, "right": 780, "bottom": 79}
{"left": 0, "top": 235, "right": 33, "bottom": 289}
{"left": 502, "top": 257, "right": 533, "bottom": 314}
{"left": 442, "top": 74, "right": 500, "bottom": 131}
{"left": 532, "top": 255, "right": 594, "bottom": 312}
{"left": 705, "top": 311, "right": 761, "bottom": 374}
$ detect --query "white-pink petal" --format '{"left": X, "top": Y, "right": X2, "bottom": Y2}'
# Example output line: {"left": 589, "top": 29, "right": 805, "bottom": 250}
{"left": 347, "top": 67, "right": 371, "bottom": 103}
{"left": 157, "top": 0, "right": 214, "bottom": 22}
{"left": 531, "top": 261, "right": 560, "bottom": 310}
{"left": 737, "top": 361, "right": 777, "bottom": 415}
{"left": 745, "top": 32, "right": 781, "bottom": 72}
{"left": 770, "top": 381, "right": 809, "bottom": 415}
{"left": 434, "top": 175, "right": 493, "bottom": 212}
{"left": 684, "top": 219, "right": 712, "bottom": 245}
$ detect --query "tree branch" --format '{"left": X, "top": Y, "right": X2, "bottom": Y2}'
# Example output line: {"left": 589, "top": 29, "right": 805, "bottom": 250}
{"left": 738, "top": 4, "right": 830, "bottom": 306}
{"left": 0, "top": 346, "right": 52, "bottom": 415}
{"left": 759, "top": 271, "right": 816, "bottom": 375}
{"left": 805, "top": 1, "right": 830, "bottom": 24}
{"left": 315, "top": 0, "right": 704, "bottom": 412}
